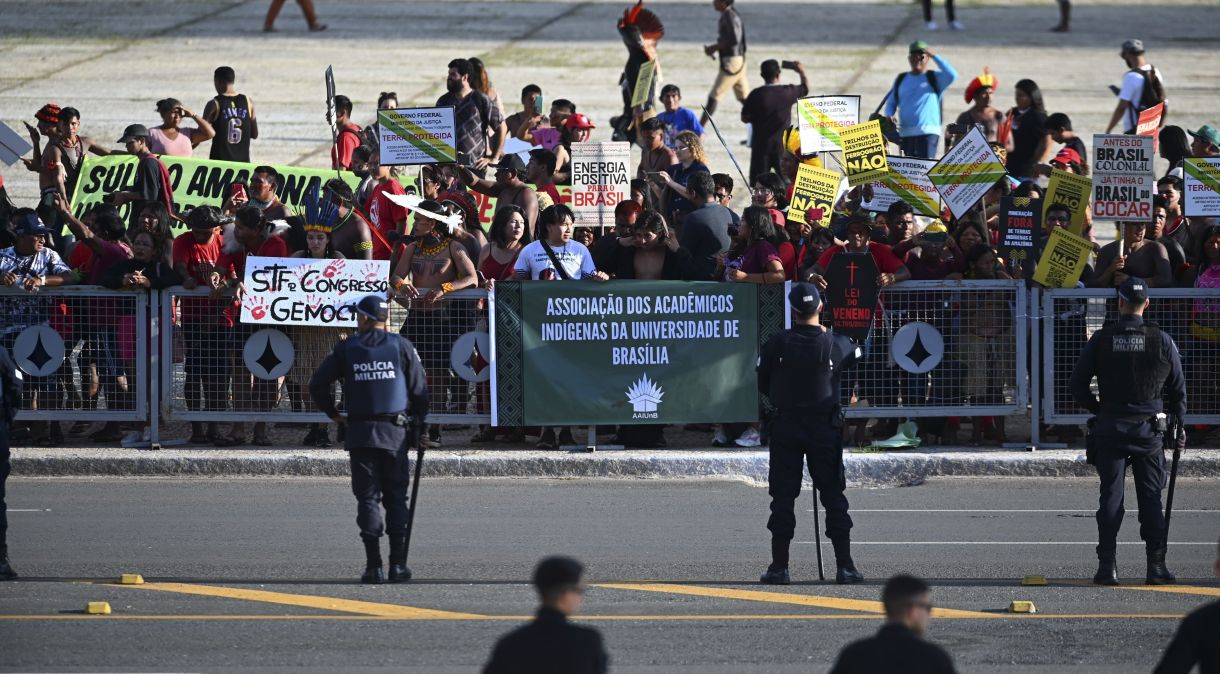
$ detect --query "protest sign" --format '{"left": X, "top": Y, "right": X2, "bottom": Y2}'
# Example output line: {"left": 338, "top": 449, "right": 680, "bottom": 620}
{"left": 998, "top": 196, "right": 1041, "bottom": 277}
{"left": 1183, "top": 158, "right": 1220, "bottom": 217}
{"left": 860, "top": 157, "right": 940, "bottom": 217}
{"left": 840, "top": 120, "right": 889, "bottom": 186}
{"left": 240, "top": 256, "right": 390, "bottom": 327}
{"left": 0, "top": 121, "right": 33, "bottom": 166}
{"left": 570, "top": 142, "right": 631, "bottom": 227}
{"left": 796, "top": 95, "right": 861, "bottom": 154}
{"left": 1042, "top": 168, "right": 1092, "bottom": 235}
{"left": 503, "top": 281, "right": 759, "bottom": 425}
{"left": 377, "top": 106, "right": 457, "bottom": 165}
{"left": 1032, "top": 227, "right": 1094, "bottom": 289}
{"left": 788, "top": 164, "right": 842, "bottom": 227}
{"left": 1091, "top": 134, "right": 1154, "bottom": 222}
{"left": 1136, "top": 103, "right": 1163, "bottom": 149}
{"left": 631, "top": 59, "right": 657, "bottom": 109}
{"left": 926, "top": 126, "right": 1007, "bottom": 219}
{"left": 823, "top": 253, "right": 879, "bottom": 343}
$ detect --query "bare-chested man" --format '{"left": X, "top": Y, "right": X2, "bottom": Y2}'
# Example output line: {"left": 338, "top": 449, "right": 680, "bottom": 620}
{"left": 323, "top": 178, "right": 375, "bottom": 260}
{"left": 459, "top": 159, "right": 539, "bottom": 236}
{"left": 389, "top": 199, "right": 478, "bottom": 447}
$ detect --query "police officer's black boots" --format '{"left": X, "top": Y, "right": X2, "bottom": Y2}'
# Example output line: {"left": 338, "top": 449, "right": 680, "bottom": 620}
{"left": 832, "top": 538, "right": 864, "bottom": 585}
{"left": 1146, "top": 548, "right": 1176, "bottom": 585}
{"left": 388, "top": 534, "right": 412, "bottom": 583}
{"left": 0, "top": 546, "right": 17, "bottom": 581}
{"left": 1093, "top": 553, "right": 1119, "bottom": 586}
{"left": 361, "top": 536, "right": 384, "bottom": 584}
{"left": 760, "top": 539, "right": 791, "bottom": 585}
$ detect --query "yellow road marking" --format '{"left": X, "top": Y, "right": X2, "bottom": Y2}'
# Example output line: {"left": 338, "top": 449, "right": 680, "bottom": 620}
{"left": 1113, "top": 585, "right": 1220, "bottom": 598}
{"left": 594, "top": 583, "right": 991, "bottom": 618}
{"left": 121, "top": 582, "right": 486, "bottom": 619}
{"left": 0, "top": 613, "right": 1185, "bottom": 621}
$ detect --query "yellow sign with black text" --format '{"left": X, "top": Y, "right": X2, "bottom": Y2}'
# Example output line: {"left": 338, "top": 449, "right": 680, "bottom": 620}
{"left": 839, "top": 120, "right": 889, "bottom": 187}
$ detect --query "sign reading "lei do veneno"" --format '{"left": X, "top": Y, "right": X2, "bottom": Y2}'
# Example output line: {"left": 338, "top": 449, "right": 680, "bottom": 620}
{"left": 508, "top": 281, "right": 760, "bottom": 426}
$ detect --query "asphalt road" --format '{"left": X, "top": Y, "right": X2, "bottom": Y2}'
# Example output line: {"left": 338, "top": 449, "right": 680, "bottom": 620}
{"left": 2, "top": 477, "right": 1219, "bottom": 673}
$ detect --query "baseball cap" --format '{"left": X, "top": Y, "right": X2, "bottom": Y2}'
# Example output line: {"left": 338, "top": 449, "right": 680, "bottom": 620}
{"left": 14, "top": 212, "right": 51, "bottom": 236}
{"left": 355, "top": 294, "right": 390, "bottom": 322}
{"left": 909, "top": 40, "right": 930, "bottom": 54}
{"left": 496, "top": 154, "right": 526, "bottom": 173}
{"left": 116, "top": 123, "right": 150, "bottom": 143}
{"left": 923, "top": 220, "right": 949, "bottom": 242}
{"left": 1120, "top": 39, "right": 1144, "bottom": 54}
{"left": 564, "top": 113, "right": 596, "bottom": 130}
{"left": 789, "top": 282, "right": 823, "bottom": 315}
{"left": 1052, "top": 147, "right": 1083, "bottom": 167}
{"left": 1117, "top": 276, "right": 1148, "bottom": 304}
{"left": 1188, "top": 125, "right": 1220, "bottom": 149}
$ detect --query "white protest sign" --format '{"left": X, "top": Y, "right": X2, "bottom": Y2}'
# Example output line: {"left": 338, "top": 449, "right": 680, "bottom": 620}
{"left": 1183, "top": 158, "right": 1220, "bottom": 217}
{"left": 0, "top": 121, "right": 34, "bottom": 166}
{"left": 240, "top": 256, "right": 390, "bottom": 327}
{"left": 797, "top": 95, "right": 861, "bottom": 154}
{"left": 570, "top": 142, "right": 631, "bottom": 228}
{"left": 377, "top": 106, "right": 457, "bottom": 165}
{"left": 1091, "top": 134, "right": 1155, "bottom": 221}
{"left": 861, "top": 156, "right": 940, "bottom": 217}
{"left": 925, "top": 127, "right": 1007, "bottom": 219}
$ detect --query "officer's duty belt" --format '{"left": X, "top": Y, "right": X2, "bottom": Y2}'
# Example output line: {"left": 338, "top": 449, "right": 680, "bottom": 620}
{"left": 348, "top": 414, "right": 409, "bottom": 426}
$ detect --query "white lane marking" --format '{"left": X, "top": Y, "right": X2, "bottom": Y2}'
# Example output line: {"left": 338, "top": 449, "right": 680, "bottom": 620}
{"left": 807, "top": 509, "right": 1217, "bottom": 513}
{"left": 795, "top": 541, "right": 1215, "bottom": 545}
{"left": 7, "top": 509, "right": 51, "bottom": 512}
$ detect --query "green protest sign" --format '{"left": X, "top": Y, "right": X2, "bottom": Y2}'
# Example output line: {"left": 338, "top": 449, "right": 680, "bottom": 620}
{"left": 501, "top": 281, "right": 760, "bottom": 426}
{"left": 70, "top": 154, "right": 359, "bottom": 233}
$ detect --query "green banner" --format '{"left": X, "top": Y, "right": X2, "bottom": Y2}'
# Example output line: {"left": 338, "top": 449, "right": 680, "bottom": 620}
{"left": 512, "top": 281, "right": 760, "bottom": 426}
{"left": 70, "top": 154, "right": 360, "bottom": 233}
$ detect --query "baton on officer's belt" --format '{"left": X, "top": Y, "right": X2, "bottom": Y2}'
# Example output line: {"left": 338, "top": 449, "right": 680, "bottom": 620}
{"left": 1163, "top": 418, "right": 1183, "bottom": 536}
{"left": 403, "top": 425, "right": 426, "bottom": 568}
{"left": 812, "top": 487, "right": 825, "bottom": 582}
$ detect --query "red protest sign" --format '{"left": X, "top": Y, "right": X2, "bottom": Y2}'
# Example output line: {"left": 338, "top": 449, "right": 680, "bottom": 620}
{"left": 1136, "top": 103, "right": 1163, "bottom": 151}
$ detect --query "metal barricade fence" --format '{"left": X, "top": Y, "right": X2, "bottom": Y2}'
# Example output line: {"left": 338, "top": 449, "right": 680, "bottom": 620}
{"left": 2, "top": 285, "right": 148, "bottom": 422}
{"left": 835, "top": 279, "right": 1029, "bottom": 419}
{"left": 158, "top": 286, "right": 491, "bottom": 428}
{"left": 1042, "top": 287, "right": 1220, "bottom": 425}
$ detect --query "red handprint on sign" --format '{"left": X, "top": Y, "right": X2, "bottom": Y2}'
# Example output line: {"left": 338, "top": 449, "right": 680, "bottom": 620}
{"left": 245, "top": 295, "right": 269, "bottom": 321}
{"left": 305, "top": 293, "right": 324, "bottom": 310}
{"left": 322, "top": 259, "right": 346, "bottom": 279}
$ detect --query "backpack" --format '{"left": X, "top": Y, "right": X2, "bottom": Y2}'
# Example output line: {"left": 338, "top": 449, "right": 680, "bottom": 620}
{"left": 340, "top": 124, "right": 373, "bottom": 149}
{"left": 871, "top": 71, "right": 943, "bottom": 142}
{"left": 1132, "top": 65, "right": 1168, "bottom": 121}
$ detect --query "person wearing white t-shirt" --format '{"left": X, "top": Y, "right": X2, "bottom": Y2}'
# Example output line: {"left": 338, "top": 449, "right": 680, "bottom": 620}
{"left": 514, "top": 204, "right": 609, "bottom": 282}
{"left": 1106, "top": 39, "right": 1166, "bottom": 134}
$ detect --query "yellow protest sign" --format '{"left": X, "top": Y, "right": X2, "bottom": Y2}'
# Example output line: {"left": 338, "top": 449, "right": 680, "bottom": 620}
{"left": 788, "top": 165, "right": 842, "bottom": 227}
{"left": 839, "top": 120, "right": 889, "bottom": 186}
{"left": 631, "top": 59, "right": 657, "bottom": 109}
{"left": 1032, "top": 227, "right": 1094, "bottom": 288}
{"left": 1042, "top": 169, "right": 1092, "bottom": 235}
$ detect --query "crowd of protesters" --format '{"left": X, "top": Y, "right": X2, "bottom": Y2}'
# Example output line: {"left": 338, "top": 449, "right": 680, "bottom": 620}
{"left": 2, "top": 12, "right": 1220, "bottom": 450}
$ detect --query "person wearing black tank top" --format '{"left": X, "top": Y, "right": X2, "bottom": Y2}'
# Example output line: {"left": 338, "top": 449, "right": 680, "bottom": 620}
{"left": 203, "top": 66, "right": 258, "bottom": 163}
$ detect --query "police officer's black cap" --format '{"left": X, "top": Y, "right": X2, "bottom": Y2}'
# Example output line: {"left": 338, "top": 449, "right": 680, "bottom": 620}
{"left": 532, "top": 556, "right": 583, "bottom": 593}
{"left": 355, "top": 294, "right": 389, "bottom": 322}
{"left": 1117, "top": 276, "right": 1149, "bottom": 304}
{"left": 789, "top": 282, "right": 822, "bottom": 315}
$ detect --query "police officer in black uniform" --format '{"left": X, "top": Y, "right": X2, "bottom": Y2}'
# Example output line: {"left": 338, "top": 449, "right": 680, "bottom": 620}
{"left": 1071, "top": 276, "right": 1186, "bottom": 586}
{"left": 757, "top": 282, "right": 864, "bottom": 585}
{"left": 310, "top": 295, "right": 429, "bottom": 584}
{"left": 0, "top": 346, "right": 22, "bottom": 581}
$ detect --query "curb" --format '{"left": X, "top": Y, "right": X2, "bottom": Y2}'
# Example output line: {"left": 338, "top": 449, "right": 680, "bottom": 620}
{"left": 12, "top": 448, "right": 1220, "bottom": 485}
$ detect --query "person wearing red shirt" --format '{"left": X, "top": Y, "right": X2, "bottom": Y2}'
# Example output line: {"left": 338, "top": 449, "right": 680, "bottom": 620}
{"left": 806, "top": 215, "right": 911, "bottom": 439}
{"left": 211, "top": 206, "right": 289, "bottom": 447}
{"left": 173, "top": 206, "right": 230, "bottom": 444}
{"left": 330, "top": 95, "right": 363, "bottom": 170}
{"left": 362, "top": 150, "right": 408, "bottom": 261}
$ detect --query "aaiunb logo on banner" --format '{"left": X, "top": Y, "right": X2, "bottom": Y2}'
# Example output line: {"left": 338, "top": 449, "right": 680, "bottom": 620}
{"left": 626, "top": 374, "right": 664, "bottom": 419}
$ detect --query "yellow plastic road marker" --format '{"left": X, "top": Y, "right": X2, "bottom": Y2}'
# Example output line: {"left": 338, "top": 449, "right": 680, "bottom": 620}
{"left": 85, "top": 602, "right": 112, "bottom": 615}
{"left": 123, "top": 582, "right": 486, "bottom": 619}
{"left": 594, "top": 583, "right": 992, "bottom": 618}
{"left": 1116, "top": 585, "right": 1220, "bottom": 598}
{"left": 1022, "top": 576, "right": 1048, "bottom": 586}
{"left": 119, "top": 574, "right": 145, "bottom": 585}
{"left": 1008, "top": 601, "right": 1037, "bottom": 613}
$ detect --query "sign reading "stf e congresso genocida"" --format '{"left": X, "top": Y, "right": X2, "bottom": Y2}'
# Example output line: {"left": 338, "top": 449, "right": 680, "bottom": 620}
{"left": 502, "top": 281, "right": 760, "bottom": 426}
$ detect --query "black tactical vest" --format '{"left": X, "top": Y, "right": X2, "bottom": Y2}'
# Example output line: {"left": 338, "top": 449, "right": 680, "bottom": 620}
{"left": 769, "top": 328, "right": 858, "bottom": 413}
{"left": 1094, "top": 322, "right": 1170, "bottom": 410}
{"left": 342, "top": 330, "right": 408, "bottom": 417}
